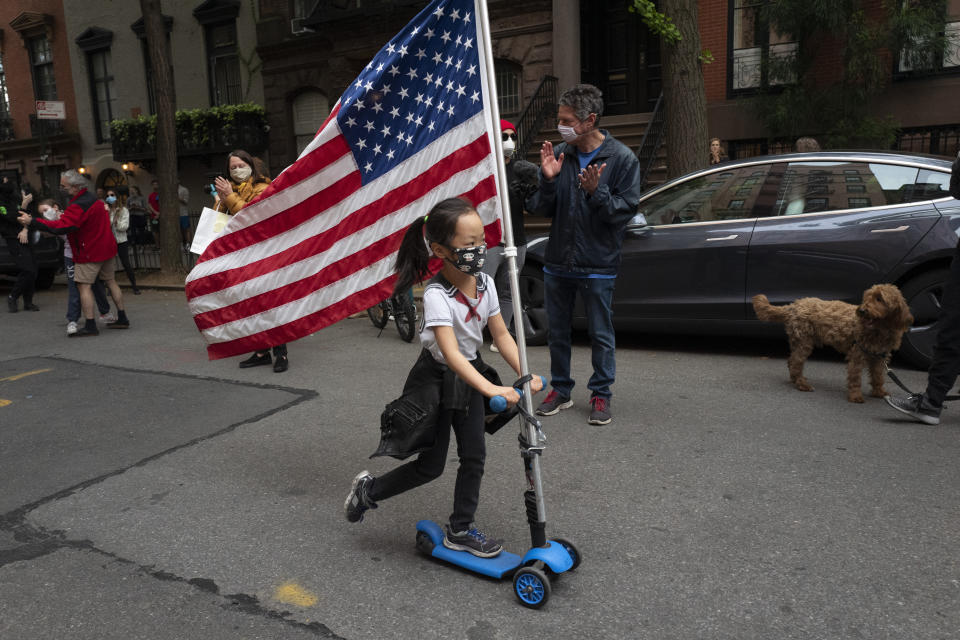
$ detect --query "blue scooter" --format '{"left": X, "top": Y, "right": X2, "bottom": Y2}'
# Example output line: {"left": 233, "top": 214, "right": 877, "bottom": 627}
{"left": 414, "top": 375, "right": 581, "bottom": 609}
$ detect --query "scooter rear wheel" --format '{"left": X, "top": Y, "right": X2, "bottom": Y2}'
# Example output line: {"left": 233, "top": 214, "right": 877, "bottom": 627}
{"left": 415, "top": 530, "right": 435, "bottom": 555}
{"left": 513, "top": 566, "right": 551, "bottom": 609}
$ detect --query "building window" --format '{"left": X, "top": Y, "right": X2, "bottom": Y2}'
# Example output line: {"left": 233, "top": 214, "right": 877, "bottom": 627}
{"left": 292, "top": 90, "right": 329, "bottom": 156}
{"left": 28, "top": 36, "right": 58, "bottom": 100}
{"left": 494, "top": 59, "right": 521, "bottom": 117}
{"left": 88, "top": 50, "right": 116, "bottom": 143}
{"left": 0, "top": 52, "right": 10, "bottom": 118}
{"left": 730, "top": 0, "right": 797, "bottom": 92}
{"left": 205, "top": 21, "right": 242, "bottom": 105}
{"left": 898, "top": 0, "right": 960, "bottom": 73}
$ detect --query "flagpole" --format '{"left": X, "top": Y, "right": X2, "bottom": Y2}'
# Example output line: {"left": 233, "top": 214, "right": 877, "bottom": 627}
{"left": 474, "top": 0, "right": 550, "bottom": 539}
{"left": 474, "top": 0, "right": 531, "bottom": 388}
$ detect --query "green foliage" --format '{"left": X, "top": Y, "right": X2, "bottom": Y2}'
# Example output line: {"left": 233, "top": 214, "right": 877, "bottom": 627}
{"left": 753, "top": 0, "right": 948, "bottom": 149}
{"left": 630, "top": 0, "right": 681, "bottom": 45}
{"left": 109, "top": 103, "right": 266, "bottom": 152}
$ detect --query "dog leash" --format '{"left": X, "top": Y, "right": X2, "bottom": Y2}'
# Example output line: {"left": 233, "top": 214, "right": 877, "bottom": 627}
{"left": 885, "top": 365, "right": 960, "bottom": 402}
{"left": 854, "top": 341, "right": 960, "bottom": 402}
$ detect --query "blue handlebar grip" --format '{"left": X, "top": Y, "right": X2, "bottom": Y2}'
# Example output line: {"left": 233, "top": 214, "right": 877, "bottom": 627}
{"left": 490, "top": 395, "right": 507, "bottom": 413}
{"left": 490, "top": 377, "right": 545, "bottom": 413}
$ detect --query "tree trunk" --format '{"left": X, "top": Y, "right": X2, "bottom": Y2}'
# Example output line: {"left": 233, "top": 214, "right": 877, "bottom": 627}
{"left": 140, "top": 0, "right": 181, "bottom": 274}
{"left": 659, "top": 0, "right": 708, "bottom": 179}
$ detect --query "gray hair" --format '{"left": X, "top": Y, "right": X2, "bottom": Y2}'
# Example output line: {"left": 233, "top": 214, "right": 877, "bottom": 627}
{"left": 61, "top": 169, "right": 91, "bottom": 189}
{"left": 559, "top": 84, "right": 604, "bottom": 127}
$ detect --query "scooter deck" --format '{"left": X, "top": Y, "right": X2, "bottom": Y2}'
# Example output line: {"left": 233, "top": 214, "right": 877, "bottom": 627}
{"left": 416, "top": 520, "right": 522, "bottom": 579}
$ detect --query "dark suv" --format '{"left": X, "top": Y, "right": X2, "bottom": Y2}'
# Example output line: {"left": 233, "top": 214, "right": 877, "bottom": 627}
{"left": 520, "top": 151, "right": 960, "bottom": 369}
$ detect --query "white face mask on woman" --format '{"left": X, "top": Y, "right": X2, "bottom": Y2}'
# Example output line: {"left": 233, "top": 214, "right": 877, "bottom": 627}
{"left": 230, "top": 166, "right": 252, "bottom": 182}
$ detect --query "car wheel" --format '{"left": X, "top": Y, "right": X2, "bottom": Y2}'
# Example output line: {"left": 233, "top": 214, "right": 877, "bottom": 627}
{"left": 518, "top": 270, "right": 547, "bottom": 346}
{"left": 34, "top": 268, "right": 56, "bottom": 290}
{"left": 898, "top": 269, "right": 948, "bottom": 370}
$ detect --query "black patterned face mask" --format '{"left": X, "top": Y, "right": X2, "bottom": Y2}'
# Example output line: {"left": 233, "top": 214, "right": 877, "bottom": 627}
{"left": 446, "top": 243, "right": 486, "bottom": 274}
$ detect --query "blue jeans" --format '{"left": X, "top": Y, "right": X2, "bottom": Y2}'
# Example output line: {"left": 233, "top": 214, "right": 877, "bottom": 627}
{"left": 65, "top": 256, "right": 111, "bottom": 322}
{"left": 544, "top": 272, "right": 616, "bottom": 399}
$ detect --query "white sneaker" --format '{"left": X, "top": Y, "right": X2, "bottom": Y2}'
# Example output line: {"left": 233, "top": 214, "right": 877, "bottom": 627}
{"left": 66, "top": 321, "right": 78, "bottom": 335}
{"left": 99, "top": 312, "right": 117, "bottom": 323}
{"left": 489, "top": 342, "right": 499, "bottom": 353}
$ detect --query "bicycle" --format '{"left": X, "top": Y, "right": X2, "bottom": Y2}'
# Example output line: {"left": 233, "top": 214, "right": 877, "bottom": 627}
{"left": 367, "top": 291, "right": 418, "bottom": 342}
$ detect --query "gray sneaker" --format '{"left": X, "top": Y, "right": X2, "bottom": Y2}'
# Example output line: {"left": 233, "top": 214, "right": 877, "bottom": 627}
{"left": 885, "top": 393, "right": 941, "bottom": 425}
{"left": 442, "top": 524, "right": 503, "bottom": 558}
{"left": 588, "top": 395, "right": 612, "bottom": 425}
{"left": 536, "top": 390, "right": 573, "bottom": 416}
{"left": 343, "top": 470, "right": 377, "bottom": 522}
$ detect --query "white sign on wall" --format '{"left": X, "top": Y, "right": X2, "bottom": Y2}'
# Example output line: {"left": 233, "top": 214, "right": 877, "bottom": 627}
{"left": 36, "top": 101, "right": 66, "bottom": 120}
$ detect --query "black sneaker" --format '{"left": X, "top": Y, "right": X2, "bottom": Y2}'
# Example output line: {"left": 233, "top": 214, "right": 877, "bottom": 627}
{"left": 69, "top": 326, "right": 100, "bottom": 337}
{"left": 7, "top": 296, "right": 17, "bottom": 313}
{"left": 107, "top": 319, "right": 130, "bottom": 329}
{"left": 588, "top": 395, "right": 612, "bottom": 425}
{"left": 442, "top": 524, "right": 503, "bottom": 558}
{"left": 343, "top": 470, "right": 377, "bottom": 523}
{"left": 239, "top": 351, "right": 271, "bottom": 368}
{"left": 535, "top": 390, "right": 573, "bottom": 416}
{"left": 885, "top": 393, "right": 941, "bottom": 425}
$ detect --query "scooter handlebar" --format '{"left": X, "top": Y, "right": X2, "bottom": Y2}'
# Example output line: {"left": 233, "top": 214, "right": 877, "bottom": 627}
{"left": 489, "top": 376, "right": 547, "bottom": 413}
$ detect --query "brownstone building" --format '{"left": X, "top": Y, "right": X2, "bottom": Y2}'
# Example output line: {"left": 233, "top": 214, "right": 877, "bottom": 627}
{"left": 0, "top": 2, "right": 83, "bottom": 197}
{"left": 255, "top": 0, "right": 960, "bottom": 179}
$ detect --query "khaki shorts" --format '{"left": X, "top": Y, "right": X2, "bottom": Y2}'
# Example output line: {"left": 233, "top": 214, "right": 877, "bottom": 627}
{"left": 74, "top": 256, "right": 117, "bottom": 284}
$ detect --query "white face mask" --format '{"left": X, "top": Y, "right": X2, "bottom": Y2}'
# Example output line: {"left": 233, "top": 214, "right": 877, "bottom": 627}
{"left": 502, "top": 137, "right": 516, "bottom": 158}
{"left": 230, "top": 166, "right": 252, "bottom": 182}
{"left": 557, "top": 124, "right": 579, "bottom": 144}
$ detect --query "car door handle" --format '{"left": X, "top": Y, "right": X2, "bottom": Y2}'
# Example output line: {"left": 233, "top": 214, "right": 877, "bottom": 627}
{"left": 870, "top": 225, "right": 909, "bottom": 233}
{"left": 706, "top": 234, "right": 739, "bottom": 242}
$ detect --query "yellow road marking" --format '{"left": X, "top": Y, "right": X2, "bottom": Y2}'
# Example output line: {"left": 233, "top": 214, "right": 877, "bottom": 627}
{"left": 273, "top": 581, "right": 318, "bottom": 607}
{"left": 0, "top": 368, "right": 52, "bottom": 382}
{"left": 0, "top": 399, "right": 10, "bottom": 407}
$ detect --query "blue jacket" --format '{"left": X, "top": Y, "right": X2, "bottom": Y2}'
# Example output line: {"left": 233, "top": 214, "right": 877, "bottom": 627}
{"left": 527, "top": 130, "right": 641, "bottom": 275}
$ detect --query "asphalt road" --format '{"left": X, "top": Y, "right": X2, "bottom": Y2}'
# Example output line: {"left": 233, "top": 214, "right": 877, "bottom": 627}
{"left": 0, "top": 280, "right": 957, "bottom": 640}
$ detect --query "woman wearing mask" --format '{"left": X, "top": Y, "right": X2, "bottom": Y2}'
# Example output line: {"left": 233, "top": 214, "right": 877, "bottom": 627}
{"left": 213, "top": 150, "right": 287, "bottom": 373}
{"left": 106, "top": 189, "right": 140, "bottom": 294}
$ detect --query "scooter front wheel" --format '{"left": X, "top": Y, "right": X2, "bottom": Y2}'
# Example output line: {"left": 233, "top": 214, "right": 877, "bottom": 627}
{"left": 551, "top": 537, "right": 582, "bottom": 571}
{"left": 513, "top": 566, "right": 551, "bottom": 609}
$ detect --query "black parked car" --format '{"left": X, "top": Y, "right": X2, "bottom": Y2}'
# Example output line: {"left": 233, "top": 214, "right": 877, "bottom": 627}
{"left": 0, "top": 234, "right": 61, "bottom": 290}
{"left": 519, "top": 151, "right": 960, "bottom": 369}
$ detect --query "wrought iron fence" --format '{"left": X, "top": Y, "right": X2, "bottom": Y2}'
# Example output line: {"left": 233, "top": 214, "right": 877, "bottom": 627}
{"left": 636, "top": 92, "right": 665, "bottom": 191}
{"left": 128, "top": 210, "right": 203, "bottom": 271}
{"left": 514, "top": 75, "right": 557, "bottom": 159}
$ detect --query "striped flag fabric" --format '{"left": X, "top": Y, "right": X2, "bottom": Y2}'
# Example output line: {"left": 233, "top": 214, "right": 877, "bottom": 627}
{"left": 186, "top": 0, "right": 503, "bottom": 360}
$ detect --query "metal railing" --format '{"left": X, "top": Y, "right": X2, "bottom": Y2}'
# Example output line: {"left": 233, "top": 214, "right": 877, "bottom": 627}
{"left": 514, "top": 75, "right": 558, "bottom": 159}
{"left": 128, "top": 210, "right": 204, "bottom": 271}
{"left": 636, "top": 91, "right": 665, "bottom": 191}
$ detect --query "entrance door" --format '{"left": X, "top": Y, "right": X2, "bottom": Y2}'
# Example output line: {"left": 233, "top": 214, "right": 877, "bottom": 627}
{"left": 579, "top": 0, "right": 661, "bottom": 115}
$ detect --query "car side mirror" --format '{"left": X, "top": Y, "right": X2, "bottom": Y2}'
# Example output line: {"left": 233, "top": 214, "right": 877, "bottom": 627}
{"left": 627, "top": 213, "right": 648, "bottom": 233}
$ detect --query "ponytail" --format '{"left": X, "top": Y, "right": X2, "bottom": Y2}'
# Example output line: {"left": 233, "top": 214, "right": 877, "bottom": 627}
{"left": 393, "top": 196, "right": 477, "bottom": 296}
{"left": 393, "top": 217, "right": 430, "bottom": 296}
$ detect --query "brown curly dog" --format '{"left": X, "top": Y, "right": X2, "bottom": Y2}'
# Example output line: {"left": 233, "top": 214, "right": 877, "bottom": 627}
{"left": 752, "top": 284, "right": 913, "bottom": 403}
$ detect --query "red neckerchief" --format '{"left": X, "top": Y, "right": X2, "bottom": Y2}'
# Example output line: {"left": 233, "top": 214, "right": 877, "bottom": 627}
{"left": 453, "top": 288, "right": 483, "bottom": 322}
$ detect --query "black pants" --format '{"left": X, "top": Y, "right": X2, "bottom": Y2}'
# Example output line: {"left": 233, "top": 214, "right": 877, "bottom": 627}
{"left": 369, "top": 389, "right": 486, "bottom": 531}
{"left": 4, "top": 236, "right": 37, "bottom": 303}
{"left": 925, "top": 244, "right": 960, "bottom": 406}
{"left": 116, "top": 241, "right": 137, "bottom": 289}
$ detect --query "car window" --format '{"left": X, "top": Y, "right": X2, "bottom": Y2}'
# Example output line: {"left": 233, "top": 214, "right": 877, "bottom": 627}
{"left": 775, "top": 161, "right": 922, "bottom": 215}
{"left": 638, "top": 164, "right": 774, "bottom": 225}
{"left": 912, "top": 168, "right": 952, "bottom": 201}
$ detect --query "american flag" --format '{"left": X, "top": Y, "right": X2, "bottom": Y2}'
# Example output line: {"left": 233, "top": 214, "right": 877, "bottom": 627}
{"left": 186, "top": 0, "right": 503, "bottom": 360}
